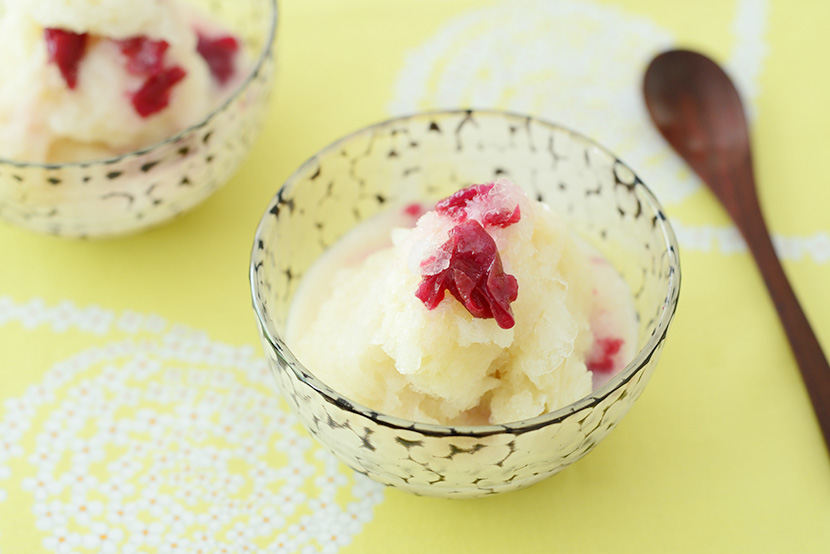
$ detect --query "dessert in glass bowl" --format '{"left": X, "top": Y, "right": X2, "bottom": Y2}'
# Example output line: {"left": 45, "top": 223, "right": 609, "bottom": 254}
{"left": 251, "top": 110, "right": 681, "bottom": 498}
{"left": 287, "top": 179, "right": 639, "bottom": 426}
{"left": 0, "top": 0, "right": 277, "bottom": 237}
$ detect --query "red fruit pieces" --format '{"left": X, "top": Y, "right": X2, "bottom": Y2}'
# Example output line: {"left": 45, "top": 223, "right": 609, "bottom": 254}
{"left": 130, "top": 66, "right": 187, "bottom": 117}
{"left": 435, "top": 183, "right": 494, "bottom": 221}
{"left": 116, "top": 34, "right": 186, "bottom": 118}
{"left": 416, "top": 182, "right": 525, "bottom": 327}
{"left": 435, "top": 182, "right": 522, "bottom": 231}
{"left": 117, "top": 36, "right": 169, "bottom": 75}
{"left": 44, "top": 28, "right": 89, "bottom": 89}
{"left": 44, "top": 28, "right": 187, "bottom": 117}
{"left": 482, "top": 205, "right": 521, "bottom": 228}
{"left": 415, "top": 220, "right": 519, "bottom": 329}
{"left": 403, "top": 203, "right": 425, "bottom": 217}
{"left": 196, "top": 33, "right": 239, "bottom": 85}
{"left": 587, "top": 337, "right": 624, "bottom": 373}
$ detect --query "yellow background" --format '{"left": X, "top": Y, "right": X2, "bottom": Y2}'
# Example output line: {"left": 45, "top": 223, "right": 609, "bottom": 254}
{"left": 1, "top": 0, "right": 829, "bottom": 552}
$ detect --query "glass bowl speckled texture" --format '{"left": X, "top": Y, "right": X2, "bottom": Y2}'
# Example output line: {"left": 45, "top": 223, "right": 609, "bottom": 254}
{"left": 250, "top": 109, "right": 680, "bottom": 498}
{"left": 0, "top": 0, "right": 277, "bottom": 238}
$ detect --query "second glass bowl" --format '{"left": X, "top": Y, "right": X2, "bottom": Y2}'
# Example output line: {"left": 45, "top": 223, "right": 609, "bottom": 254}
{"left": 0, "top": 0, "right": 277, "bottom": 238}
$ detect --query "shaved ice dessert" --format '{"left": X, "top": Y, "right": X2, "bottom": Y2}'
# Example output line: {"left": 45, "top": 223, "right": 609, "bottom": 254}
{"left": 0, "top": 0, "right": 244, "bottom": 163}
{"left": 287, "top": 179, "right": 638, "bottom": 426}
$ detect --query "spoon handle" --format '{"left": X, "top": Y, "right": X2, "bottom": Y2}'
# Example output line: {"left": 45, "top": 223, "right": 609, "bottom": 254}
{"left": 733, "top": 179, "right": 830, "bottom": 452}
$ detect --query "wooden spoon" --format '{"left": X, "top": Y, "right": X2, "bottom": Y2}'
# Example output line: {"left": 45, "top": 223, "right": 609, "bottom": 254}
{"left": 643, "top": 49, "right": 830, "bottom": 456}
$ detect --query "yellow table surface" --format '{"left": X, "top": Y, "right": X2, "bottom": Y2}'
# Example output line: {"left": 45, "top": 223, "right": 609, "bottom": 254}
{"left": 2, "top": 0, "right": 829, "bottom": 552}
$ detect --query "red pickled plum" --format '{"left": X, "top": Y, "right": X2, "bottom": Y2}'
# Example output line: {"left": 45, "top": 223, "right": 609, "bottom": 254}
{"left": 403, "top": 203, "right": 426, "bottom": 218}
{"left": 130, "top": 66, "right": 187, "bottom": 118}
{"left": 196, "top": 33, "right": 239, "bottom": 85}
{"left": 587, "top": 337, "right": 624, "bottom": 373}
{"left": 435, "top": 183, "right": 494, "bottom": 221}
{"left": 44, "top": 28, "right": 88, "bottom": 89}
{"left": 416, "top": 220, "right": 519, "bottom": 329}
{"left": 482, "top": 206, "right": 521, "bottom": 228}
{"left": 117, "top": 36, "right": 169, "bottom": 75}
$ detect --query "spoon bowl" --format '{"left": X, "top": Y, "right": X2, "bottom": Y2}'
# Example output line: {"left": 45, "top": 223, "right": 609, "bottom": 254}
{"left": 644, "top": 50, "right": 752, "bottom": 224}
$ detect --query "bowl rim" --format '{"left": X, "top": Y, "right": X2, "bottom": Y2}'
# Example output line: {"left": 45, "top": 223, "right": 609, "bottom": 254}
{"left": 0, "top": 0, "right": 278, "bottom": 169}
{"left": 250, "top": 108, "right": 681, "bottom": 438}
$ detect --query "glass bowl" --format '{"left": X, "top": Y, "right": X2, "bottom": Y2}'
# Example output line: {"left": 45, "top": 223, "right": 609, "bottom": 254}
{"left": 250, "top": 109, "right": 681, "bottom": 498}
{"left": 0, "top": 0, "right": 277, "bottom": 238}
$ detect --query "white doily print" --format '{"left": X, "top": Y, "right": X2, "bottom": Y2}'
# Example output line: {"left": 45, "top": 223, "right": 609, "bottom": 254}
{"left": 388, "top": 0, "right": 682, "bottom": 203}
{"left": 0, "top": 297, "right": 384, "bottom": 554}
{"left": 385, "top": 0, "right": 830, "bottom": 263}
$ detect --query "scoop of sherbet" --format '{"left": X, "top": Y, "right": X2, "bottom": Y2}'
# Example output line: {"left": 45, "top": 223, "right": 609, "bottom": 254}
{"left": 5, "top": 0, "right": 184, "bottom": 40}
{"left": 0, "top": 0, "right": 238, "bottom": 162}
{"left": 292, "top": 179, "right": 598, "bottom": 425}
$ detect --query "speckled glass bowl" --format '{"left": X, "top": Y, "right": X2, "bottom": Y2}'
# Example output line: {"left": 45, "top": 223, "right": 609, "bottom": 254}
{"left": 250, "top": 109, "right": 680, "bottom": 498}
{"left": 0, "top": 0, "right": 277, "bottom": 238}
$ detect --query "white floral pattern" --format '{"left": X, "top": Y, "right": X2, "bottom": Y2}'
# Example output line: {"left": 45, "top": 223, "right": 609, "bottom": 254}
{"left": 385, "top": 0, "right": 829, "bottom": 263}
{"left": 0, "top": 296, "right": 384, "bottom": 553}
